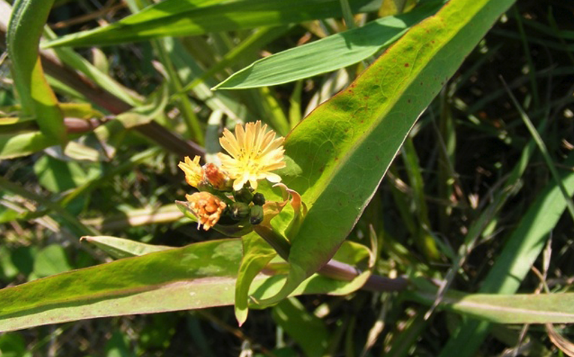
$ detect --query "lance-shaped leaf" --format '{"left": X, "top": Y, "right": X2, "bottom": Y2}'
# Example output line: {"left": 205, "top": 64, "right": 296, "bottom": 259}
{"left": 0, "top": 238, "right": 371, "bottom": 332}
{"left": 81, "top": 236, "right": 174, "bottom": 259}
{"left": 257, "top": 0, "right": 516, "bottom": 306}
{"left": 408, "top": 290, "right": 574, "bottom": 324}
{"left": 0, "top": 131, "right": 60, "bottom": 159}
{"left": 44, "top": 0, "right": 379, "bottom": 48}
{"left": 214, "top": 1, "right": 444, "bottom": 89}
{"left": 235, "top": 232, "right": 277, "bottom": 326}
{"left": 7, "top": 0, "right": 67, "bottom": 144}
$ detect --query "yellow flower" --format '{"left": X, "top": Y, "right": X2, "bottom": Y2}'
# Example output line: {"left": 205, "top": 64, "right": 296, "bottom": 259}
{"left": 218, "top": 121, "right": 286, "bottom": 191}
{"left": 185, "top": 192, "right": 227, "bottom": 231}
{"left": 178, "top": 156, "right": 203, "bottom": 188}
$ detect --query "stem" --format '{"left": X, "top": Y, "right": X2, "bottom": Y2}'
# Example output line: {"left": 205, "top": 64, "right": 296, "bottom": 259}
{"left": 318, "top": 260, "right": 409, "bottom": 292}
{"left": 361, "top": 273, "right": 409, "bottom": 292}
{"left": 253, "top": 225, "right": 291, "bottom": 261}
{"left": 255, "top": 225, "right": 408, "bottom": 292}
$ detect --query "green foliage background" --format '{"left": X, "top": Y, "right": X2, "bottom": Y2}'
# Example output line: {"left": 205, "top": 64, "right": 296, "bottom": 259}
{"left": 1, "top": 0, "right": 574, "bottom": 356}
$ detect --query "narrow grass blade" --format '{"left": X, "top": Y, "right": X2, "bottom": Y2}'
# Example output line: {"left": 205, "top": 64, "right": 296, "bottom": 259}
{"left": 44, "top": 0, "right": 379, "bottom": 48}
{"left": 153, "top": 37, "right": 204, "bottom": 144}
{"left": 424, "top": 121, "right": 544, "bottom": 318}
{"left": 258, "top": 86, "right": 290, "bottom": 136}
{"left": 339, "top": 0, "right": 356, "bottom": 29}
{"left": 503, "top": 78, "right": 574, "bottom": 221}
{"left": 42, "top": 28, "right": 142, "bottom": 108}
{"left": 546, "top": 324, "right": 574, "bottom": 356}
{"left": 181, "top": 26, "right": 290, "bottom": 93}
{"left": 438, "top": 152, "right": 574, "bottom": 356}
{"left": 164, "top": 37, "right": 252, "bottom": 124}
{"left": 0, "top": 175, "right": 95, "bottom": 237}
{"left": 401, "top": 138, "right": 440, "bottom": 260}
{"left": 81, "top": 204, "right": 183, "bottom": 231}
{"left": 214, "top": 1, "right": 443, "bottom": 89}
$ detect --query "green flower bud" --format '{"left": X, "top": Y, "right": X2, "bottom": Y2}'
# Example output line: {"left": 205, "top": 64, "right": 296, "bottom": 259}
{"left": 252, "top": 193, "right": 265, "bottom": 206}
{"left": 229, "top": 202, "right": 250, "bottom": 221}
{"left": 250, "top": 205, "right": 264, "bottom": 225}
{"left": 234, "top": 187, "right": 253, "bottom": 203}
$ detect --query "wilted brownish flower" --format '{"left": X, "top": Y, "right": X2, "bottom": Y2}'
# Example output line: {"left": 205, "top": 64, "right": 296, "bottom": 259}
{"left": 204, "top": 163, "right": 231, "bottom": 190}
{"left": 185, "top": 192, "right": 227, "bottom": 231}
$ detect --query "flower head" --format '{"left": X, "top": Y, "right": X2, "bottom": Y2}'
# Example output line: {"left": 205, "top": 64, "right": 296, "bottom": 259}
{"left": 185, "top": 192, "right": 227, "bottom": 231}
{"left": 218, "top": 121, "right": 286, "bottom": 191}
{"left": 178, "top": 156, "right": 204, "bottom": 188}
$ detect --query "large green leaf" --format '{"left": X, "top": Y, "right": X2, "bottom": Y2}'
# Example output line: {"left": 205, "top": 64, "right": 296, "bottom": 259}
{"left": 44, "top": 0, "right": 379, "bottom": 48}
{"left": 258, "top": 0, "right": 515, "bottom": 305}
{"left": 0, "top": 238, "right": 371, "bottom": 332}
{"left": 214, "top": 1, "right": 443, "bottom": 89}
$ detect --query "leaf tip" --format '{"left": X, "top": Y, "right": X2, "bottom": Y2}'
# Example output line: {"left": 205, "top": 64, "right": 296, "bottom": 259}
{"left": 235, "top": 308, "right": 248, "bottom": 327}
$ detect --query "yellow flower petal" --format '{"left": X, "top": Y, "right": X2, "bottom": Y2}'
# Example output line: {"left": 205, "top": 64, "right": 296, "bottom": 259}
{"left": 218, "top": 121, "right": 286, "bottom": 191}
{"left": 178, "top": 156, "right": 204, "bottom": 188}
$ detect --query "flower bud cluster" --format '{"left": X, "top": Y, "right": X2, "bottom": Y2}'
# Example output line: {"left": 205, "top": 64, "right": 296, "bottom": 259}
{"left": 178, "top": 121, "right": 286, "bottom": 233}
{"left": 178, "top": 155, "right": 267, "bottom": 232}
{"left": 230, "top": 186, "right": 264, "bottom": 226}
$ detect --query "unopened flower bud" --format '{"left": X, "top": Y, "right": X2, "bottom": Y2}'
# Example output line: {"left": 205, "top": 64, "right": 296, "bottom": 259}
{"left": 204, "top": 163, "right": 231, "bottom": 190}
{"left": 252, "top": 193, "right": 265, "bottom": 206}
{"left": 234, "top": 187, "right": 253, "bottom": 203}
{"left": 250, "top": 205, "right": 264, "bottom": 225}
{"left": 185, "top": 192, "right": 227, "bottom": 231}
{"left": 229, "top": 202, "right": 250, "bottom": 221}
